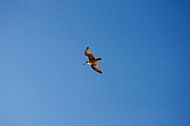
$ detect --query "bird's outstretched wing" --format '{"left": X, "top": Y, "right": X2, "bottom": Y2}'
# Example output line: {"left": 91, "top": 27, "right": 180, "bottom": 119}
{"left": 91, "top": 63, "right": 102, "bottom": 74}
{"left": 84, "top": 47, "right": 95, "bottom": 60}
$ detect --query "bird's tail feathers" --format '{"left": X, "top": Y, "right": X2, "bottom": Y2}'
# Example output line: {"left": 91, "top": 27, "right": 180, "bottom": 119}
{"left": 96, "top": 58, "right": 101, "bottom": 61}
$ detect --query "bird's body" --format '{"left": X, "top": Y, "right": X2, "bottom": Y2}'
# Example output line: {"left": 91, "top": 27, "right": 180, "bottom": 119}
{"left": 85, "top": 58, "right": 101, "bottom": 65}
{"left": 84, "top": 47, "right": 102, "bottom": 74}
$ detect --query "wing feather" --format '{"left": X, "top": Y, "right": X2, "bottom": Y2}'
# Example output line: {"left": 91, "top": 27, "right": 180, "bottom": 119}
{"left": 84, "top": 47, "right": 95, "bottom": 60}
{"left": 91, "top": 63, "right": 102, "bottom": 74}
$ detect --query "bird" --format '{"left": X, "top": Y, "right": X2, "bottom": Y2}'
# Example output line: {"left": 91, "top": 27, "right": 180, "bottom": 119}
{"left": 84, "top": 47, "right": 102, "bottom": 74}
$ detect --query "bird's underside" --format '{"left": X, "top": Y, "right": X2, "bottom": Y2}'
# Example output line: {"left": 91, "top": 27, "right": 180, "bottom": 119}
{"left": 84, "top": 47, "right": 102, "bottom": 74}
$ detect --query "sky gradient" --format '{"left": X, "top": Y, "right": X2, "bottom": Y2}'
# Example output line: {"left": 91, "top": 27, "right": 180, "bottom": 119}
{"left": 0, "top": 0, "right": 190, "bottom": 126}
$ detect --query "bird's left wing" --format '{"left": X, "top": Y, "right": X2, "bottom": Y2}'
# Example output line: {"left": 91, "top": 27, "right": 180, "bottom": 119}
{"left": 91, "top": 63, "right": 102, "bottom": 74}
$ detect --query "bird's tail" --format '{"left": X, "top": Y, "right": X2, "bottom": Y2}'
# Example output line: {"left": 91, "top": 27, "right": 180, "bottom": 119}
{"left": 96, "top": 58, "right": 101, "bottom": 61}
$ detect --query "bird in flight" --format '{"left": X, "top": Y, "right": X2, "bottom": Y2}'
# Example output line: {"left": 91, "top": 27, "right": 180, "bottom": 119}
{"left": 84, "top": 47, "right": 102, "bottom": 74}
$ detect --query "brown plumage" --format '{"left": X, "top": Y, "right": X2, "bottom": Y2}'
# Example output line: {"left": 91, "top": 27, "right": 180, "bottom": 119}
{"left": 84, "top": 47, "right": 102, "bottom": 74}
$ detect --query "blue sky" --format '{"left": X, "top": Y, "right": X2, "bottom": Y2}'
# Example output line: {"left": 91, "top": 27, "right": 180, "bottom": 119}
{"left": 0, "top": 0, "right": 190, "bottom": 126}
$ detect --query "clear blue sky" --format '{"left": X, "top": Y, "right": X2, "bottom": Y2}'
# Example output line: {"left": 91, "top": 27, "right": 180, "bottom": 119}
{"left": 0, "top": 0, "right": 190, "bottom": 126}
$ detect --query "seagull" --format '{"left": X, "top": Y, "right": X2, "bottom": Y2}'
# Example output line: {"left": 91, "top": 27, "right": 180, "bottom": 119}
{"left": 84, "top": 47, "right": 102, "bottom": 74}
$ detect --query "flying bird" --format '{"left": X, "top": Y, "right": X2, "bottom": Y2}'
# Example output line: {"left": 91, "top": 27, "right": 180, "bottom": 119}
{"left": 84, "top": 47, "right": 102, "bottom": 74}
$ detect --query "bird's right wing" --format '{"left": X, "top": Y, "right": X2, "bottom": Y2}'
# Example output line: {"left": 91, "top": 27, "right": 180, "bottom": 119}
{"left": 84, "top": 47, "right": 95, "bottom": 60}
